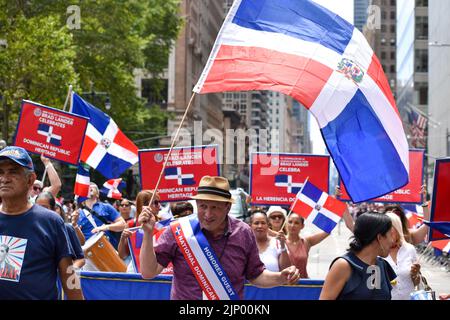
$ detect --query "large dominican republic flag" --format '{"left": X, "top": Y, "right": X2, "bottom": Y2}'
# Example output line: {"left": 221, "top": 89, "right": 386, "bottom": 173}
{"left": 194, "top": 0, "right": 409, "bottom": 203}
{"left": 291, "top": 180, "right": 347, "bottom": 233}
{"left": 71, "top": 93, "right": 138, "bottom": 179}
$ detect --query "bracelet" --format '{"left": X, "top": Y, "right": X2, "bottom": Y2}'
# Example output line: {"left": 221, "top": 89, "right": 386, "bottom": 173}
{"left": 421, "top": 203, "right": 428, "bottom": 207}
{"left": 280, "top": 247, "right": 287, "bottom": 252}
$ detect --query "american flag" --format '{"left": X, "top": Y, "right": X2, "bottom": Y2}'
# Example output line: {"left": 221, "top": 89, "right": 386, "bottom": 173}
{"left": 408, "top": 108, "right": 427, "bottom": 147}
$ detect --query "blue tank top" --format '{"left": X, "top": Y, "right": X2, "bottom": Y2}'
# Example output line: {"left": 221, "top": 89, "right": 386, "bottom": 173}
{"left": 330, "top": 252, "right": 397, "bottom": 300}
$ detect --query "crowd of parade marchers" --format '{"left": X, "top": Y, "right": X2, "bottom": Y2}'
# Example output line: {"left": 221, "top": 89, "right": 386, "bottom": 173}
{"left": 0, "top": 146, "right": 448, "bottom": 300}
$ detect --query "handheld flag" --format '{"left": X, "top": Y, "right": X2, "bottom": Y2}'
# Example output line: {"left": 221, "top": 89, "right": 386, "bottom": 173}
{"left": 100, "top": 178, "right": 126, "bottom": 200}
{"left": 291, "top": 180, "right": 347, "bottom": 233}
{"left": 402, "top": 204, "right": 424, "bottom": 229}
{"left": 424, "top": 221, "right": 450, "bottom": 238}
{"left": 71, "top": 92, "right": 138, "bottom": 179}
{"left": 74, "top": 164, "right": 90, "bottom": 203}
{"left": 194, "top": 0, "right": 409, "bottom": 202}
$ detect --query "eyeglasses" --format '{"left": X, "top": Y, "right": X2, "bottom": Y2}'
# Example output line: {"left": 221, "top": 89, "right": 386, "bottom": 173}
{"left": 120, "top": 204, "right": 130, "bottom": 207}
{"left": 270, "top": 215, "right": 284, "bottom": 220}
{"left": 152, "top": 200, "right": 160, "bottom": 206}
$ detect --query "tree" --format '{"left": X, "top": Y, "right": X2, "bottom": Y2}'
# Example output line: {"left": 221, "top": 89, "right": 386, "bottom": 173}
{"left": 0, "top": 13, "right": 78, "bottom": 141}
{"left": 0, "top": 0, "right": 182, "bottom": 144}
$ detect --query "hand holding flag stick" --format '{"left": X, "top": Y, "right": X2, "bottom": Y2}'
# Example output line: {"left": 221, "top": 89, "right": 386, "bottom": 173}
{"left": 140, "top": 93, "right": 197, "bottom": 228}
{"left": 280, "top": 177, "right": 310, "bottom": 232}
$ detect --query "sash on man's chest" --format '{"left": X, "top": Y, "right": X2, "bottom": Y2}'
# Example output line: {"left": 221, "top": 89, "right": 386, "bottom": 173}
{"left": 170, "top": 217, "right": 239, "bottom": 300}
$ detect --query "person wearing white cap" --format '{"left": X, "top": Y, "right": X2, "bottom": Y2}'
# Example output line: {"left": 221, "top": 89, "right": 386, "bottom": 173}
{"left": 266, "top": 206, "right": 287, "bottom": 237}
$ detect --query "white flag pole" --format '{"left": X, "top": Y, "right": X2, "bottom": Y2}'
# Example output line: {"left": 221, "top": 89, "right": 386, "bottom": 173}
{"left": 143, "top": 93, "right": 197, "bottom": 225}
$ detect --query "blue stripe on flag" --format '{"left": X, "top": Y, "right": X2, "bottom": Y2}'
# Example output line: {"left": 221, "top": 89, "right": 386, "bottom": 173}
{"left": 50, "top": 137, "right": 61, "bottom": 146}
{"left": 322, "top": 90, "right": 408, "bottom": 202}
{"left": 313, "top": 213, "right": 337, "bottom": 234}
{"left": 165, "top": 167, "right": 178, "bottom": 176}
{"left": 183, "top": 178, "right": 196, "bottom": 185}
{"left": 233, "top": 0, "right": 354, "bottom": 55}
{"left": 38, "top": 123, "right": 49, "bottom": 131}
{"left": 291, "top": 186, "right": 302, "bottom": 195}
{"left": 96, "top": 153, "right": 134, "bottom": 179}
{"left": 72, "top": 93, "right": 110, "bottom": 134}
{"left": 302, "top": 181, "right": 323, "bottom": 203}
{"left": 77, "top": 165, "right": 90, "bottom": 177}
{"left": 275, "top": 175, "right": 288, "bottom": 183}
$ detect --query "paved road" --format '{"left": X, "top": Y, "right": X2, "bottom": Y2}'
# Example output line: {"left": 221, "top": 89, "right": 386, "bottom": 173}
{"left": 303, "top": 220, "right": 450, "bottom": 297}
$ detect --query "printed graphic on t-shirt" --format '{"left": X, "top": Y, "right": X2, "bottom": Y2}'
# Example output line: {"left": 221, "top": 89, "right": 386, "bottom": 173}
{"left": 0, "top": 236, "right": 27, "bottom": 282}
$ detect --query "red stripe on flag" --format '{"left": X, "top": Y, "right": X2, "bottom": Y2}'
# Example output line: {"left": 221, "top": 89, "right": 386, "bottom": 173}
{"left": 201, "top": 45, "right": 333, "bottom": 109}
{"left": 74, "top": 183, "right": 89, "bottom": 197}
{"left": 291, "top": 200, "right": 313, "bottom": 219}
{"left": 431, "top": 239, "right": 450, "bottom": 251}
{"left": 80, "top": 135, "right": 98, "bottom": 162}
{"left": 367, "top": 54, "right": 398, "bottom": 116}
{"left": 113, "top": 129, "right": 138, "bottom": 155}
{"left": 322, "top": 196, "right": 346, "bottom": 217}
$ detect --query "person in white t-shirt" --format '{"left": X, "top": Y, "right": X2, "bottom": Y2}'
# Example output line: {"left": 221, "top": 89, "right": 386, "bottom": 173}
{"left": 385, "top": 211, "right": 421, "bottom": 300}
{"left": 250, "top": 211, "right": 291, "bottom": 272}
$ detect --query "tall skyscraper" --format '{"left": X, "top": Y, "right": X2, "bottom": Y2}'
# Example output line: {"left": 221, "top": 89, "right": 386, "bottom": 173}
{"left": 354, "top": 0, "right": 370, "bottom": 31}
{"left": 428, "top": 0, "right": 450, "bottom": 177}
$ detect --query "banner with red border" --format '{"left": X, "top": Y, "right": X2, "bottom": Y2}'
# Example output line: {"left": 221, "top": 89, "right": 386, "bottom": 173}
{"left": 139, "top": 145, "right": 220, "bottom": 202}
{"left": 337, "top": 149, "right": 425, "bottom": 204}
{"left": 249, "top": 153, "right": 330, "bottom": 206}
{"left": 429, "top": 157, "right": 450, "bottom": 241}
{"left": 14, "top": 100, "right": 88, "bottom": 165}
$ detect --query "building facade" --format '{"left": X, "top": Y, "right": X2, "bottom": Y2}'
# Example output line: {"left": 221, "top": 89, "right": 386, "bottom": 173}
{"left": 428, "top": 0, "right": 450, "bottom": 170}
{"left": 397, "top": 0, "right": 429, "bottom": 148}
{"left": 354, "top": 0, "right": 371, "bottom": 32}
{"left": 363, "top": 0, "right": 397, "bottom": 94}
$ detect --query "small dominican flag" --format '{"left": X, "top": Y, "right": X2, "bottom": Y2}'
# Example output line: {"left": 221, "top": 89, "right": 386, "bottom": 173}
{"left": 74, "top": 164, "right": 90, "bottom": 202}
{"left": 291, "top": 180, "right": 347, "bottom": 233}
{"left": 100, "top": 178, "right": 126, "bottom": 200}
{"left": 37, "top": 124, "right": 62, "bottom": 146}
{"left": 164, "top": 167, "right": 195, "bottom": 185}
{"left": 274, "top": 174, "right": 304, "bottom": 194}
{"left": 402, "top": 204, "right": 424, "bottom": 229}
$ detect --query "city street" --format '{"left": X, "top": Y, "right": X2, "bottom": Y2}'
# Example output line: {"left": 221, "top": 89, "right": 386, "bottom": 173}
{"left": 304, "top": 220, "right": 450, "bottom": 297}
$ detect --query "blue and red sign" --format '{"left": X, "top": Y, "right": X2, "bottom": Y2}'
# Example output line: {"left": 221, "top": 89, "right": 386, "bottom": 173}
{"left": 139, "top": 145, "right": 220, "bottom": 202}
{"left": 14, "top": 100, "right": 88, "bottom": 165}
{"left": 250, "top": 153, "right": 330, "bottom": 206}
{"left": 338, "top": 149, "right": 425, "bottom": 204}
{"left": 429, "top": 158, "right": 450, "bottom": 241}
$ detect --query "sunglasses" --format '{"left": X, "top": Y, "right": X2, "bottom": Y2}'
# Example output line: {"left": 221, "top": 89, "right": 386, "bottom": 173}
{"left": 120, "top": 204, "right": 130, "bottom": 207}
{"left": 33, "top": 186, "right": 42, "bottom": 191}
{"left": 270, "top": 215, "right": 284, "bottom": 220}
{"left": 145, "top": 200, "right": 160, "bottom": 206}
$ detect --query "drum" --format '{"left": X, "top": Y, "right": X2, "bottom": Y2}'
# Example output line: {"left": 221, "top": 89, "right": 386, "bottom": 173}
{"left": 82, "top": 232, "right": 127, "bottom": 272}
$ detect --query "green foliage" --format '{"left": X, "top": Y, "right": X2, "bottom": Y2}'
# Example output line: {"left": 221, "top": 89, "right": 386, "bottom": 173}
{"left": 0, "top": 0, "right": 182, "bottom": 143}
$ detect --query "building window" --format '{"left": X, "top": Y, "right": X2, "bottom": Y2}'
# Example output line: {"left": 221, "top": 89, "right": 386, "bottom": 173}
{"left": 390, "top": 25, "right": 395, "bottom": 33}
{"left": 381, "top": 52, "right": 387, "bottom": 59}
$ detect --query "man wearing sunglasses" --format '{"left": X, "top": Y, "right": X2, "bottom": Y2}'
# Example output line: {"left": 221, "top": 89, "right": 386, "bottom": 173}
{"left": 29, "top": 155, "right": 62, "bottom": 202}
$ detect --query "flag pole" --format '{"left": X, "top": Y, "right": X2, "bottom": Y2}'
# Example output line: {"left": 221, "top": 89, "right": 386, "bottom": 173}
{"left": 144, "top": 92, "right": 197, "bottom": 224}
{"left": 63, "top": 85, "right": 73, "bottom": 112}
{"left": 41, "top": 168, "right": 47, "bottom": 185}
{"left": 280, "top": 176, "right": 309, "bottom": 232}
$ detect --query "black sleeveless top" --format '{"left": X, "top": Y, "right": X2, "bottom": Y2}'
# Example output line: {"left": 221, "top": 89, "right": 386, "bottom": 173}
{"left": 330, "top": 252, "right": 397, "bottom": 300}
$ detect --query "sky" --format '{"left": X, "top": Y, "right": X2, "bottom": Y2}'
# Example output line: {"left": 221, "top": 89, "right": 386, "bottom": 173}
{"left": 309, "top": 0, "right": 354, "bottom": 154}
